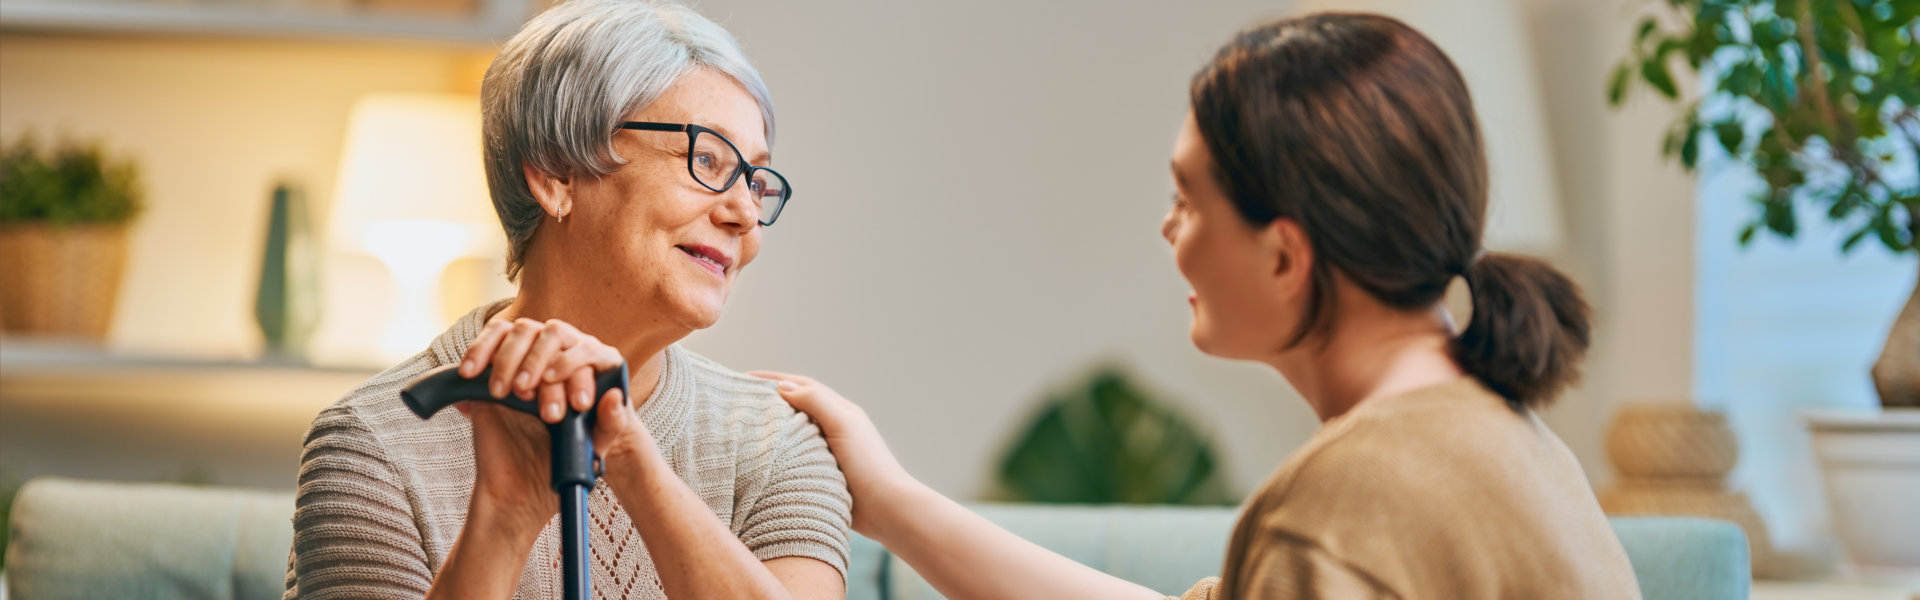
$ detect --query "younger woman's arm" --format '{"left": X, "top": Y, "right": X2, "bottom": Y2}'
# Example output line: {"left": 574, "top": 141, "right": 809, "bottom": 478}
{"left": 748, "top": 372, "right": 1167, "bottom": 600}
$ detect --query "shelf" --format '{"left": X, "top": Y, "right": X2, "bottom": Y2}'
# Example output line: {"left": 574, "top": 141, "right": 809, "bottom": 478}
{"left": 0, "top": 339, "right": 379, "bottom": 443}
{"left": 0, "top": 0, "right": 532, "bottom": 44}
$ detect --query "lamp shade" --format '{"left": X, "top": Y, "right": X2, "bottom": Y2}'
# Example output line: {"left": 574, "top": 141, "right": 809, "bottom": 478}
{"left": 309, "top": 92, "right": 505, "bottom": 367}
{"left": 328, "top": 92, "right": 501, "bottom": 257}
{"left": 1292, "top": 0, "right": 1565, "bottom": 254}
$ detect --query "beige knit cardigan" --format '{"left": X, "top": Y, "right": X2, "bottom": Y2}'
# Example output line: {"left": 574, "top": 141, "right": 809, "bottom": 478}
{"left": 283, "top": 300, "right": 852, "bottom": 599}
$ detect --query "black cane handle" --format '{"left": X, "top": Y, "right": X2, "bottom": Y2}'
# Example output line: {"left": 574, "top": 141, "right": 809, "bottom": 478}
{"left": 399, "top": 363, "right": 628, "bottom": 422}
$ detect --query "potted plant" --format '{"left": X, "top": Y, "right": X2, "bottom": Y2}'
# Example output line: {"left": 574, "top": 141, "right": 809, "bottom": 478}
{"left": 1609, "top": 0, "right": 1918, "bottom": 576}
{"left": 995, "top": 364, "right": 1234, "bottom": 505}
{"left": 0, "top": 134, "right": 144, "bottom": 341}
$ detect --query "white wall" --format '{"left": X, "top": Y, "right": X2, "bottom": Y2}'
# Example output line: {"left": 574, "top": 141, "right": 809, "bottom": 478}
{"left": 676, "top": 0, "right": 1319, "bottom": 498}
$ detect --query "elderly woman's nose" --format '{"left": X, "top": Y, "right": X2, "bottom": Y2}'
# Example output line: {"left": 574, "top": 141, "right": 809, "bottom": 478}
{"left": 711, "top": 183, "right": 759, "bottom": 230}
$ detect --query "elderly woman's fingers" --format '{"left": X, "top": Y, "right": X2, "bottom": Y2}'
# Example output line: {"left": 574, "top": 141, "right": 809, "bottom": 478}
{"left": 543, "top": 335, "right": 623, "bottom": 385}
{"left": 461, "top": 317, "right": 516, "bottom": 380}
{"left": 593, "top": 387, "right": 628, "bottom": 426}
{"left": 515, "top": 320, "right": 574, "bottom": 397}
{"left": 490, "top": 319, "right": 547, "bottom": 401}
{"left": 537, "top": 379, "right": 568, "bottom": 424}
{"left": 566, "top": 367, "right": 596, "bottom": 414}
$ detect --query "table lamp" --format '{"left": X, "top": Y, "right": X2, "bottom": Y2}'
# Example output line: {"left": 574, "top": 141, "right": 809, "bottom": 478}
{"left": 315, "top": 93, "right": 503, "bottom": 366}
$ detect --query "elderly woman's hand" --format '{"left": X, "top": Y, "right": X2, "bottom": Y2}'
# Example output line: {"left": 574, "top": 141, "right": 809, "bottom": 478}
{"left": 455, "top": 316, "right": 655, "bottom": 531}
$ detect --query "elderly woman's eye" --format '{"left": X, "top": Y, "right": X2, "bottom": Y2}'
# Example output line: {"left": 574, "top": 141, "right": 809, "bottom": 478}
{"left": 694, "top": 153, "right": 716, "bottom": 169}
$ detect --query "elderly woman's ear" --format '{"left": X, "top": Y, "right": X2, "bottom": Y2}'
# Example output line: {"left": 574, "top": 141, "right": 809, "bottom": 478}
{"left": 521, "top": 162, "right": 574, "bottom": 222}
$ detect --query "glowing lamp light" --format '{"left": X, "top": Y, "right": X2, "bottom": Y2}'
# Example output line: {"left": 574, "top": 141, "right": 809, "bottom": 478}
{"left": 312, "top": 93, "right": 504, "bottom": 366}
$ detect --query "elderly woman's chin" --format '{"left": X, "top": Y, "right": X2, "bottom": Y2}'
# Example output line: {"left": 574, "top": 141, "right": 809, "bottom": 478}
{"left": 660, "top": 274, "right": 733, "bottom": 330}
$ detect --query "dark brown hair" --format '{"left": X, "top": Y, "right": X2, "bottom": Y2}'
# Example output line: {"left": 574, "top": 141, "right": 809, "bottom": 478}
{"left": 1189, "top": 13, "right": 1590, "bottom": 409}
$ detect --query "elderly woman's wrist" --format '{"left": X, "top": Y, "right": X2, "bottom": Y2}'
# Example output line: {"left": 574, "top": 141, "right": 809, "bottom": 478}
{"left": 600, "top": 440, "right": 670, "bottom": 506}
{"left": 464, "top": 495, "right": 548, "bottom": 551}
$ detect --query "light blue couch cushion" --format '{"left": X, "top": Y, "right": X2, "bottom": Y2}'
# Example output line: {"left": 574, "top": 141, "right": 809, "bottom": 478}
{"left": 866, "top": 504, "right": 1751, "bottom": 600}
{"left": 5, "top": 477, "right": 292, "bottom": 600}
{"left": 5, "top": 479, "right": 1749, "bottom": 600}
{"left": 1611, "top": 516, "right": 1752, "bottom": 600}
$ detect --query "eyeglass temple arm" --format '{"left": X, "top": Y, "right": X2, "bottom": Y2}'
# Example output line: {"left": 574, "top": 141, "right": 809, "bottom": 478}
{"left": 617, "top": 122, "right": 687, "bottom": 132}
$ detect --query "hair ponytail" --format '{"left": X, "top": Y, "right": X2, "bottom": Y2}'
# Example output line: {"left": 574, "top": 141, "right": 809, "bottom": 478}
{"left": 1452, "top": 252, "right": 1592, "bottom": 409}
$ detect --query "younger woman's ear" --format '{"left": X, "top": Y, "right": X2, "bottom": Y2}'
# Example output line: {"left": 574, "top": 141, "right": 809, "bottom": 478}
{"left": 522, "top": 162, "right": 574, "bottom": 220}
{"left": 1263, "top": 218, "right": 1313, "bottom": 285}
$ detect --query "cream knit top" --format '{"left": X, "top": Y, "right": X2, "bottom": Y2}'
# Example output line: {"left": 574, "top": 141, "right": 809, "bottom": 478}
{"left": 283, "top": 300, "right": 852, "bottom": 599}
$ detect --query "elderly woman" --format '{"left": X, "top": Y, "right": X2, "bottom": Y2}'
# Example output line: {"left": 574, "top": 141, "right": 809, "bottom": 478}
{"left": 281, "top": 1, "right": 849, "bottom": 599}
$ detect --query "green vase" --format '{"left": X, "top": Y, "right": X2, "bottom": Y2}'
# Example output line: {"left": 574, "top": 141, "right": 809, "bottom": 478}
{"left": 254, "top": 182, "right": 320, "bottom": 360}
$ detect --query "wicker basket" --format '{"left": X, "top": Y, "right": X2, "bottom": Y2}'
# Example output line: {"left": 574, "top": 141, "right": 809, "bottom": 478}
{"left": 0, "top": 223, "right": 129, "bottom": 340}
{"left": 1606, "top": 401, "right": 1740, "bottom": 479}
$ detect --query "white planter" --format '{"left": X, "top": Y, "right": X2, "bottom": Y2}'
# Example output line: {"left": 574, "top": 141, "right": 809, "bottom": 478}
{"left": 1805, "top": 408, "right": 1920, "bottom": 581}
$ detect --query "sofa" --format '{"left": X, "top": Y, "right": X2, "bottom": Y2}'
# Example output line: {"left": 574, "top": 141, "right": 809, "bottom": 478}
{"left": 4, "top": 477, "right": 1750, "bottom": 599}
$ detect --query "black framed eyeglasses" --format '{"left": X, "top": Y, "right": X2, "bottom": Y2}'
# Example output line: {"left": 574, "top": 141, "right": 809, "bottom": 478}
{"left": 618, "top": 121, "right": 791, "bottom": 226}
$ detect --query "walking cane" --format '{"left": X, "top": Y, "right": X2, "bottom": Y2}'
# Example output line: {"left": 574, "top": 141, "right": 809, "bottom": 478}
{"left": 400, "top": 362, "right": 629, "bottom": 600}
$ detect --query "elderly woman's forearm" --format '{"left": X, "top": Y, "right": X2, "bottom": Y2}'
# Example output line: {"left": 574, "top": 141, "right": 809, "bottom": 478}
{"left": 426, "top": 502, "right": 546, "bottom": 600}
{"left": 607, "top": 449, "right": 834, "bottom": 600}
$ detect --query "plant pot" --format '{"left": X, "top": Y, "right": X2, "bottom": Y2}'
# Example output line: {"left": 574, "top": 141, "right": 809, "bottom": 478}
{"left": 0, "top": 223, "right": 129, "bottom": 340}
{"left": 1601, "top": 401, "right": 1781, "bottom": 577}
{"left": 1804, "top": 408, "right": 1920, "bottom": 580}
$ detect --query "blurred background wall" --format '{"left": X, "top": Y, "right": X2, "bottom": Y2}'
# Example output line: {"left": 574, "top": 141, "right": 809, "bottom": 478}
{"left": 0, "top": 0, "right": 1691, "bottom": 499}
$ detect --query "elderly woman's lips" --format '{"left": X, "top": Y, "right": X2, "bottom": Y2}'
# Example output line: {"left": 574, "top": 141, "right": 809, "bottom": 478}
{"left": 678, "top": 246, "right": 727, "bottom": 277}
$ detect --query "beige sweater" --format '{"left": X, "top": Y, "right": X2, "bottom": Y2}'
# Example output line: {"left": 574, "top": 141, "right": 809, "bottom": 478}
{"left": 1182, "top": 378, "right": 1640, "bottom": 599}
{"left": 283, "top": 300, "right": 852, "bottom": 599}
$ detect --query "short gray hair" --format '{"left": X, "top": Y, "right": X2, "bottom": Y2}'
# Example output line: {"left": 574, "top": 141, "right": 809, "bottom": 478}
{"left": 482, "top": 0, "right": 775, "bottom": 281}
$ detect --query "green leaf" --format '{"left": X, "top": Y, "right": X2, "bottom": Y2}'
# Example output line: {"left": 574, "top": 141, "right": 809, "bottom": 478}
{"left": 1712, "top": 120, "right": 1745, "bottom": 154}
{"left": 1636, "top": 17, "right": 1660, "bottom": 47}
{"left": 1642, "top": 56, "right": 1680, "bottom": 99}
{"left": 1842, "top": 226, "right": 1872, "bottom": 252}
{"left": 1738, "top": 222, "right": 1760, "bottom": 246}
{"left": 1764, "top": 195, "right": 1798, "bottom": 237}
{"left": 1876, "top": 216, "right": 1907, "bottom": 251}
{"left": 1680, "top": 125, "right": 1701, "bottom": 169}
{"left": 1609, "top": 62, "right": 1634, "bottom": 106}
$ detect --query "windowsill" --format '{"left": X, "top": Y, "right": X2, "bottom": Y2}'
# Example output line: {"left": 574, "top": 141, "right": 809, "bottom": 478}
{"left": 1753, "top": 580, "right": 1918, "bottom": 600}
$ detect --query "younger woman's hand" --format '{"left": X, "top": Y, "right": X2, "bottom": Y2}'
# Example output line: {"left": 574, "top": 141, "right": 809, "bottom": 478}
{"left": 745, "top": 371, "right": 916, "bottom": 535}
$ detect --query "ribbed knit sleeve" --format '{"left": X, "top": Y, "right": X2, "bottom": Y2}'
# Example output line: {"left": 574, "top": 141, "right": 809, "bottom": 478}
{"left": 284, "top": 403, "right": 433, "bottom": 600}
{"left": 736, "top": 409, "right": 853, "bottom": 578}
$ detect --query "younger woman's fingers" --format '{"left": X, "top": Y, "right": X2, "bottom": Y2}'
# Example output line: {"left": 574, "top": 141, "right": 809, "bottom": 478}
{"left": 747, "top": 370, "right": 816, "bottom": 388}
{"left": 461, "top": 318, "right": 515, "bottom": 378}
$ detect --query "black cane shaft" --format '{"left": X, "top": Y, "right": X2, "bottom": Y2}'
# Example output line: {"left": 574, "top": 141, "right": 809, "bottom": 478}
{"left": 560, "top": 483, "right": 592, "bottom": 600}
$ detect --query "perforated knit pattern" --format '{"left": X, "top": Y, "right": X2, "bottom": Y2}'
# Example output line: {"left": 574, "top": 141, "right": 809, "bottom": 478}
{"left": 283, "top": 300, "right": 851, "bottom": 600}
